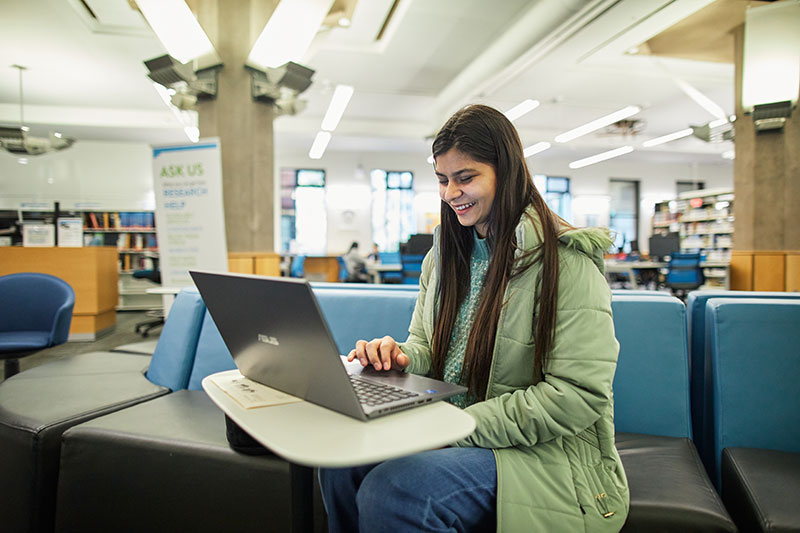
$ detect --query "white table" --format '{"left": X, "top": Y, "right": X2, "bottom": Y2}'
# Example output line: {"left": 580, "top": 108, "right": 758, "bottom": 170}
{"left": 145, "top": 286, "right": 185, "bottom": 316}
{"left": 605, "top": 260, "right": 667, "bottom": 289}
{"left": 365, "top": 262, "right": 402, "bottom": 284}
{"left": 202, "top": 368, "right": 475, "bottom": 531}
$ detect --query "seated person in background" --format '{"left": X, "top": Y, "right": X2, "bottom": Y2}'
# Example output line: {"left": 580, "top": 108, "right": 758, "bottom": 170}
{"left": 319, "top": 104, "right": 628, "bottom": 531}
{"left": 367, "top": 242, "right": 380, "bottom": 262}
{"left": 343, "top": 241, "right": 369, "bottom": 283}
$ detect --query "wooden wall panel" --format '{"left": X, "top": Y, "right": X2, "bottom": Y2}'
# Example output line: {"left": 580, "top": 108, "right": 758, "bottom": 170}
{"left": 0, "top": 247, "right": 119, "bottom": 336}
{"left": 753, "top": 253, "right": 785, "bottom": 292}
{"left": 786, "top": 253, "right": 800, "bottom": 292}
{"left": 730, "top": 252, "right": 753, "bottom": 291}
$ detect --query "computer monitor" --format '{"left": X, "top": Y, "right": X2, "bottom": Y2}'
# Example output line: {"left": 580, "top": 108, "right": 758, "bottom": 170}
{"left": 401, "top": 233, "right": 433, "bottom": 255}
{"left": 648, "top": 232, "right": 681, "bottom": 261}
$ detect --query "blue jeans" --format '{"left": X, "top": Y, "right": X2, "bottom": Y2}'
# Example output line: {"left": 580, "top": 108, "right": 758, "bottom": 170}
{"left": 319, "top": 447, "right": 497, "bottom": 532}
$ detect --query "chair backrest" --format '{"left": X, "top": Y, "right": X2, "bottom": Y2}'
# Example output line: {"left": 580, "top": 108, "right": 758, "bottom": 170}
{"left": 666, "top": 252, "right": 704, "bottom": 290}
{"left": 187, "top": 310, "right": 235, "bottom": 390}
{"left": 611, "top": 295, "right": 692, "bottom": 438}
{"left": 378, "top": 251, "right": 401, "bottom": 265}
{"left": 610, "top": 289, "right": 673, "bottom": 297}
{"left": 685, "top": 290, "right": 800, "bottom": 474}
{"left": 310, "top": 282, "right": 419, "bottom": 291}
{"left": 707, "top": 298, "right": 800, "bottom": 485}
{"left": 336, "top": 256, "right": 348, "bottom": 282}
{"left": 400, "top": 254, "right": 425, "bottom": 285}
{"left": 0, "top": 272, "right": 75, "bottom": 345}
{"left": 290, "top": 255, "right": 305, "bottom": 278}
{"left": 145, "top": 288, "right": 206, "bottom": 390}
{"left": 314, "top": 287, "right": 418, "bottom": 354}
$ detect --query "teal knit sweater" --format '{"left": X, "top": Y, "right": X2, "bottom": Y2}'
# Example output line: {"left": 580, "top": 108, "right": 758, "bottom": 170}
{"left": 443, "top": 232, "right": 491, "bottom": 408}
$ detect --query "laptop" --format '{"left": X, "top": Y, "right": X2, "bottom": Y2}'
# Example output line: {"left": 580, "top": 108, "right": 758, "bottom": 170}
{"left": 189, "top": 270, "right": 466, "bottom": 421}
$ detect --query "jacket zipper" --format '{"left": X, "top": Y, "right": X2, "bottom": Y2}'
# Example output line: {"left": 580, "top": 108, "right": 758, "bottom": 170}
{"left": 595, "top": 493, "right": 614, "bottom": 518}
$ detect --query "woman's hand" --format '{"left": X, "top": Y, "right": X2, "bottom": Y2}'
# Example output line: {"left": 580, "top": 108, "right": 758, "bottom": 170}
{"left": 347, "top": 336, "right": 410, "bottom": 371}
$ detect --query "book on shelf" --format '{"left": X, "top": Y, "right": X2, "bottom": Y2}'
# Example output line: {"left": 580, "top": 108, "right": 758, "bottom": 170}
{"left": 83, "top": 211, "right": 156, "bottom": 231}
{"left": 88, "top": 212, "right": 100, "bottom": 229}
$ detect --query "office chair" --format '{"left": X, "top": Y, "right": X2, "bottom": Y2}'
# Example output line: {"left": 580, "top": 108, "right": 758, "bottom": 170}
{"left": 337, "top": 256, "right": 348, "bottom": 282}
{"left": 290, "top": 255, "right": 306, "bottom": 278}
{"left": 666, "top": 252, "right": 705, "bottom": 300}
{"left": 0, "top": 272, "right": 75, "bottom": 378}
{"left": 400, "top": 253, "right": 425, "bottom": 285}
{"left": 133, "top": 259, "right": 163, "bottom": 338}
{"left": 377, "top": 252, "right": 403, "bottom": 283}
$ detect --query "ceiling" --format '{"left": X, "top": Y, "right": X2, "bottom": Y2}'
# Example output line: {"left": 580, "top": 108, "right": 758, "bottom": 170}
{"left": 0, "top": 0, "right": 754, "bottom": 168}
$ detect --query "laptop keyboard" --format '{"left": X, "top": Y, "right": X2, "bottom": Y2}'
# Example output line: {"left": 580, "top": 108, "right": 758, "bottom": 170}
{"left": 348, "top": 374, "right": 419, "bottom": 406}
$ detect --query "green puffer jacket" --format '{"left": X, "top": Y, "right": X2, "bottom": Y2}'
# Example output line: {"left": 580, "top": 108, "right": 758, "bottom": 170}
{"left": 399, "top": 207, "right": 629, "bottom": 532}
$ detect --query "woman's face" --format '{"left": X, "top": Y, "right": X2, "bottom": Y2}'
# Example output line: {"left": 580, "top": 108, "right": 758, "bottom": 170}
{"left": 435, "top": 148, "right": 497, "bottom": 238}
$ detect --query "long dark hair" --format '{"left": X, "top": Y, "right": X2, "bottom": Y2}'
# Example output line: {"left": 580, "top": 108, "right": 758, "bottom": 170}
{"left": 430, "top": 104, "right": 565, "bottom": 400}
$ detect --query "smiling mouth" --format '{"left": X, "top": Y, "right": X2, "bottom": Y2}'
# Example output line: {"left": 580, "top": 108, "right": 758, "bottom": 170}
{"left": 453, "top": 202, "right": 475, "bottom": 212}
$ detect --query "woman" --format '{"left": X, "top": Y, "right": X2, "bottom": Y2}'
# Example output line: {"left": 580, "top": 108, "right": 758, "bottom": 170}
{"left": 320, "top": 105, "right": 629, "bottom": 532}
{"left": 343, "top": 241, "right": 369, "bottom": 283}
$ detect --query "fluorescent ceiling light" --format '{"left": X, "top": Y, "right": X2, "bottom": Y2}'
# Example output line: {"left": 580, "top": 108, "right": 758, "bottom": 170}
{"left": 642, "top": 128, "right": 693, "bottom": 147}
{"left": 504, "top": 99, "right": 540, "bottom": 121}
{"left": 708, "top": 118, "right": 729, "bottom": 128}
{"left": 309, "top": 131, "right": 332, "bottom": 159}
{"left": 555, "top": 106, "right": 640, "bottom": 143}
{"left": 721, "top": 150, "right": 735, "bottom": 160}
{"left": 136, "top": 0, "right": 217, "bottom": 64}
{"left": 248, "top": 0, "right": 335, "bottom": 69}
{"left": 321, "top": 85, "right": 354, "bottom": 131}
{"left": 569, "top": 146, "right": 634, "bottom": 169}
{"left": 523, "top": 142, "right": 551, "bottom": 158}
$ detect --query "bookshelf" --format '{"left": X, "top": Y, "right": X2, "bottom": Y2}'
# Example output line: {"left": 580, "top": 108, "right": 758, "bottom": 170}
{"left": 82, "top": 211, "right": 161, "bottom": 311}
{"left": 652, "top": 189, "right": 733, "bottom": 289}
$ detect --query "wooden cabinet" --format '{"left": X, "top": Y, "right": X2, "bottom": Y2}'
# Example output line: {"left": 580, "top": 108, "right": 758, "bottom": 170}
{"left": 0, "top": 247, "right": 119, "bottom": 340}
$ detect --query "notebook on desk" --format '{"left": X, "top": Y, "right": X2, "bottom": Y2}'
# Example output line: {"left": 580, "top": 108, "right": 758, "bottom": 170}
{"left": 189, "top": 270, "right": 466, "bottom": 421}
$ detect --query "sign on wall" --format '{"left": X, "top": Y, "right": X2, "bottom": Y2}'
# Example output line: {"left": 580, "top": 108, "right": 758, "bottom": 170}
{"left": 152, "top": 138, "right": 228, "bottom": 287}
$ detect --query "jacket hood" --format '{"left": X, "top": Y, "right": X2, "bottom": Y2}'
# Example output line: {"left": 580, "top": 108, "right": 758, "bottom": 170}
{"left": 514, "top": 207, "right": 612, "bottom": 273}
{"left": 558, "top": 227, "right": 613, "bottom": 272}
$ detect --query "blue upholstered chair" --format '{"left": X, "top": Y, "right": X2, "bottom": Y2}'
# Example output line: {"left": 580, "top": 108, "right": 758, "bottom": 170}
{"left": 336, "top": 256, "right": 348, "bottom": 282}
{"left": 611, "top": 295, "right": 735, "bottom": 531}
{"left": 400, "top": 253, "right": 425, "bottom": 284}
{"left": 665, "top": 252, "right": 704, "bottom": 299}
{"left": 0, "top": 273, "right": 75, "bottom": 378}
{"left": 685, "top": 290, "right": 800, "bottom": 477}
{"left": 706, "top": 298, "right": 800, "bottom": 531}
{"left": 377, "top": 251, "right": 403, "bottom": 283}
{"left": 289, "top": 255, "right": 306, "bottom": 278}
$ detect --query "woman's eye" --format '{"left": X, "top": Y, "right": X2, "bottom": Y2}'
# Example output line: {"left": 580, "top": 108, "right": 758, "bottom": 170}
{"left": 460, "top": 176, "right": 474, "bottom": 183}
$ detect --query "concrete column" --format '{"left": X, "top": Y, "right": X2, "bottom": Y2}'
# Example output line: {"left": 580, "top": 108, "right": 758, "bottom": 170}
{"left": 730, "top": 25, "right": 800, "bottom": 291}
{"left": 732, "top": 25, "right": 800, "bottom": 251}
{"left": 191, "top": 0, "right": 278, "bottom": 253}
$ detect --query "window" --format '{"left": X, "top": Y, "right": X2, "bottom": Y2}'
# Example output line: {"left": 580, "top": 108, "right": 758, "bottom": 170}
{"left": 279, "top": 168, "right": 327, "bottom": 254}
{"left": 609, "top": 179, "right": 640, "bottom": 253}
{"left": 533, "top": 175, "right": 572, "bottom": 223}
{"left": 371, "top": 169, "right": 415, "bottom": 252}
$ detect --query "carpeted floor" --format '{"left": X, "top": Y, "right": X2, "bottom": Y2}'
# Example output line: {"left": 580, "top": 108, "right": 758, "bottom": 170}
{"left": 1, "top": 311, "right": 159, "bottom": 383}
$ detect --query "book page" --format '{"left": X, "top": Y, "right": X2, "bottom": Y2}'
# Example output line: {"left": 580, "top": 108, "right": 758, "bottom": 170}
{"left": 210, "top": 374, "right": 303, "bottom": 410}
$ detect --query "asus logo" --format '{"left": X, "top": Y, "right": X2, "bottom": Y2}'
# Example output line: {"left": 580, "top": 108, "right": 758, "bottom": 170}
{"left": 257, "top": 334, "right": 280, "bottom": 346}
